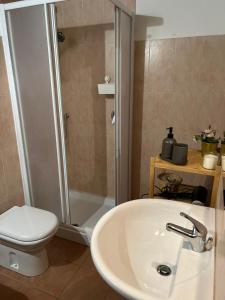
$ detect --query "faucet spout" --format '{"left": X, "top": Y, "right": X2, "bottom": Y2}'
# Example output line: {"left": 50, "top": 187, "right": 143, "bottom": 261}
{"left": 166, "top": 212, "right": 213, "bottom": 253}
{"left": 166, "top": 223, "right": 197, "bottom": 239}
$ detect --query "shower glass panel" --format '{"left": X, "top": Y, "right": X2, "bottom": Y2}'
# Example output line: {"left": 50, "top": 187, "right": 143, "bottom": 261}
{"left": 56, "top": 0, "right": 116, "bottom": 234}
{"left": 5, "top": 5, "right": 65, "bottom": 222}
{"left": 0, "top": 37, "right": 24, "bottom": 212}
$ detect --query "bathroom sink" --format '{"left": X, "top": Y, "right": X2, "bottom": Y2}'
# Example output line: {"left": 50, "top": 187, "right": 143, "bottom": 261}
{"left": 91, "top": 199, "right": 215, "bottom": 300}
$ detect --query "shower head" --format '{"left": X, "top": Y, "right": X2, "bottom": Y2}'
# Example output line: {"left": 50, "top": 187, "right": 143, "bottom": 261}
{"left": 57, "top": 31, "right": 65, "bottom": 43}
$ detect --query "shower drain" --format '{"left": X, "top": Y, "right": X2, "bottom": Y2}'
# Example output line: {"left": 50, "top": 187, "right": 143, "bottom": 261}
{"left": 157, "top": 265, "right": 172, "bottom": 276}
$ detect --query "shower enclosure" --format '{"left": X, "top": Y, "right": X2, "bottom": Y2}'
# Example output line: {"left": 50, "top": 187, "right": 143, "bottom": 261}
{"left": 0, "top": 0, "right": 134, "bottom": 244}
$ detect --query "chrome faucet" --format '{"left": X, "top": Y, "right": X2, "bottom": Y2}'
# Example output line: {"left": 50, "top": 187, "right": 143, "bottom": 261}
{"left": 166, "top": 212, "right": 213, "bottom": 253}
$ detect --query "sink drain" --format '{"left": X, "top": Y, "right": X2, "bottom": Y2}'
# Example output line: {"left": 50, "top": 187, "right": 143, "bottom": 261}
{"left": 157, "top": 265, "right": 172, "bottom": 276}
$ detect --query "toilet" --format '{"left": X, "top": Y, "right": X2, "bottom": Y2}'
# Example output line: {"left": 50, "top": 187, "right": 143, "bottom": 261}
{"left": 0, "top": 205, "right": 58, "bottom": 276}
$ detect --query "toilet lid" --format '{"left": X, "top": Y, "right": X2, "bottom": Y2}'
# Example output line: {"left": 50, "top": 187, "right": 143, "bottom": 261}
{"left": 0, "top": 206, "right": 58, "bottom": 242}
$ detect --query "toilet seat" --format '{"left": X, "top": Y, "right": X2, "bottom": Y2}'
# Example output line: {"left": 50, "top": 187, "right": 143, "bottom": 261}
{"left": 0, "top": 231, "right": 54, "bottom": 247}
{"left": 0, "top": 206, "right": 58, "bottom": 245}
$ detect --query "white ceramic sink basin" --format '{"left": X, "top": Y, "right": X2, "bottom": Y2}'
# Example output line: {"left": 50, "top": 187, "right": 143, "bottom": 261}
{"left": 91, "top": 199, "right": 215, "bottom": 300}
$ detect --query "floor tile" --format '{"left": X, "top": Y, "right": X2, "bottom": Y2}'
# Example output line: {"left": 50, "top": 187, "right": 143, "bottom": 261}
{"left": 73, "top": 251, "right": 97, "bottom": 281}
{"left": 0, "top": 265, "right": 28, "bottom": 284}
{"left": 59, "top": 271, "right": 109, "bottom": 300}
{"left": 59, "top": 249, "right": 124, "bottom": 300}
{"left": 0, "top": 279, "right": 28, "bottom": 300}
{"left": 0, "top": 238, "right": 86, "bottom": 297}
{"left": 29, "top": 260, "right": 80, "bottom": 297}
{"left": 0, "top": 238, "right": 124, "bottom": 300}
{"left": 47, "top": 237, "right": 88, "bottom": 266}
{"left": 0, "top": 261, "right": 80, "bottom": 298}
{"left": 0, "top": 274, "right": 56, "bottom": 300}
{"left": 106, "top": 289, "right": 127, "bottom": 300}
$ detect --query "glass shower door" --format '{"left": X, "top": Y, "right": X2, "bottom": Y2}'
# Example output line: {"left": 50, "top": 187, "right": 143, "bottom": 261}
{"left": 1, "top": 0, "right": 134, "bottom": 242}
{"left": 55, "top": 0, "right": 116, "bottom": 237}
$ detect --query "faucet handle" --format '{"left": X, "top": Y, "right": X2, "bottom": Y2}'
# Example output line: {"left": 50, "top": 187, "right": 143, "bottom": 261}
{"left": 180, "top": 212, "right": 207, "bottom": 240}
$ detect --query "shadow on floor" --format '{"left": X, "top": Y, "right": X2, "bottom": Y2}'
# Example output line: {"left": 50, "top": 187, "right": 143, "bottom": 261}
{"left": 46, "top": 236, "right": 88, "bottom": 266}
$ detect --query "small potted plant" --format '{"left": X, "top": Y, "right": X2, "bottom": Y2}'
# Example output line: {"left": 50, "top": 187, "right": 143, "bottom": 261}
{"left": 193, "top": 125, "right": 219, "bottom": 156}
{"left": 221, "top": 132, "right": 225, "bottom": 155}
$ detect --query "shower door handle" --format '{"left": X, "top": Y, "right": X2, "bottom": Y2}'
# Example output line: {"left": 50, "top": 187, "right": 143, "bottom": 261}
{"left": 64, "top": 113, "right": 70, "bottom": 139}
{"left": 111, "top": 111, "right": 115, "bottom": 126}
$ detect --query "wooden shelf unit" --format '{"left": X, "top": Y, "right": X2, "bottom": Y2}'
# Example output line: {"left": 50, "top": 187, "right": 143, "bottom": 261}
{"left": 149, "top": 149, "right": 221, "bottom": 208}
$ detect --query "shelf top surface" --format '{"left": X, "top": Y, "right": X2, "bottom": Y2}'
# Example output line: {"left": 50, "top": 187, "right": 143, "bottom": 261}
{"left": 153, "top": 149, "right": 217, "bottom": 176}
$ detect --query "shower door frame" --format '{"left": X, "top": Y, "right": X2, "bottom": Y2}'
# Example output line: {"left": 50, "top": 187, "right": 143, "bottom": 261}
{"left": 0, "top": 0, "right": 69, "bottom": 224}
{"left": 114, "top": 4, "right": 134, "bottom": 205}
{"left": 0, "top": 0, "right": 134, "bottom": 242}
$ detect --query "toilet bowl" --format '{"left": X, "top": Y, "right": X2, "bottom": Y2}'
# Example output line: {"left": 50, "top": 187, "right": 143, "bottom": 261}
{"left": 0, "top": 205, "right": 58, "bottom": 276}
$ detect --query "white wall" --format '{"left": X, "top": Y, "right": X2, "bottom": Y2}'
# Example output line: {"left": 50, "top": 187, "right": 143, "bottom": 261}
{"left": 135, "top": 0, "right": 225, "bottom": 40}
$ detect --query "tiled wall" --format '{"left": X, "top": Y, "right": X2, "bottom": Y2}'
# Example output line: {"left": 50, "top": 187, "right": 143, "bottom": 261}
{"left": 132, "top": 36, "right": 225, "bottom": 198}
{"left": 57, "top": 0, "right": 114, "bottom": 29}
{"left": 59, "top": 24, "right": 113, "bottom": 197}
{"left": 57, "top": 0, "right": 135, "bottom": 29}
{"left": 120, "top": 0, "right": 136, "bottom": 11}
{"left": 0, "top": 41, "right": 24, "bottom": 213}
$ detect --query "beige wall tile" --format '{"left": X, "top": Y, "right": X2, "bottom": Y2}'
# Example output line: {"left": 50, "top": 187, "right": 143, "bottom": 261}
{"left": 147, "top": 39, "right": 176, "bottom": 93}
{"left": 132, "top": 36, "right": 225, "bottom": 198}
{"left": 103, "top": 0, "right": 115, "bottom": 24}
{"left": 57, "top": 0, "right": 135, "bottom": 29}
{"left": 119, "top": 0, "right": 136, "bottom": 12}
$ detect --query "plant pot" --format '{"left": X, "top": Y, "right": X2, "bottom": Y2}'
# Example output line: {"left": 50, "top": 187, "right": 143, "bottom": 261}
{"left": 221, "top": 143, "right": 225, "bottom": 155}
{"left": 201, "top": 141, "right": 218, "bottom": 156}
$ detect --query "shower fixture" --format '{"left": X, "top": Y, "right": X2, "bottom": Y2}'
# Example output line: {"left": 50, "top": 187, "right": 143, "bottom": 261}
{"left": 57, "top": 31, "right": 65, "bottom": 43}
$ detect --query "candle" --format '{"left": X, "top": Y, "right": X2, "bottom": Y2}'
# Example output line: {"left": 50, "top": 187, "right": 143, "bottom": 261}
{"left": 222, "top": 155, "right": 225, "bottom": 172}
{"left": 203, "top": 154, "right": 218, "bottom": 170}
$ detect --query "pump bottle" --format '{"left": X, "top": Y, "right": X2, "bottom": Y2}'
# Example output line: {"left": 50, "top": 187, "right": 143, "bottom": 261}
{"left": 161, "top": 127, "right": 177, "bottom": 160}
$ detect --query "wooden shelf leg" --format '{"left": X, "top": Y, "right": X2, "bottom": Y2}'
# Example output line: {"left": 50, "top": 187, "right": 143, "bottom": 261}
{"left": 149, "top": 157, "right": 155, "bottom": 198}
{"left": 210, "top": 166, "right": 221, "bottom": 208}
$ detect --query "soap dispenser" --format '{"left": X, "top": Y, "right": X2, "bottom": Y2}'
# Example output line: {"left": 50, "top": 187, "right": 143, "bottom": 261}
{"left": 161, "top": 127, "right": 177, "bottom": 160}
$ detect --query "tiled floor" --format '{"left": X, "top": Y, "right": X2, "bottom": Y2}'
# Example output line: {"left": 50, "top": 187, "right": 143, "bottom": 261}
{"left": 0, "top": 237, "right": 126, "bottom": 300}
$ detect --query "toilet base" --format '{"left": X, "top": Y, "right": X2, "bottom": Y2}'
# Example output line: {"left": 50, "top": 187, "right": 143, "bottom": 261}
{"left": 0, "top": 243, "right": 49, "bottom": 276}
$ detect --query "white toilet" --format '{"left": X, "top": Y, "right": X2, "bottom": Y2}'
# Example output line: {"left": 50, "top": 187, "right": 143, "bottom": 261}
{"left": 0, "top": 205, "right": 58, "bottom": 276}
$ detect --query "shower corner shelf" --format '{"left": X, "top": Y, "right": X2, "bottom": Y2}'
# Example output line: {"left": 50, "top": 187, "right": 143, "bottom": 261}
{"left": 98, "top": 83, "right": 115, "bottom": 95}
